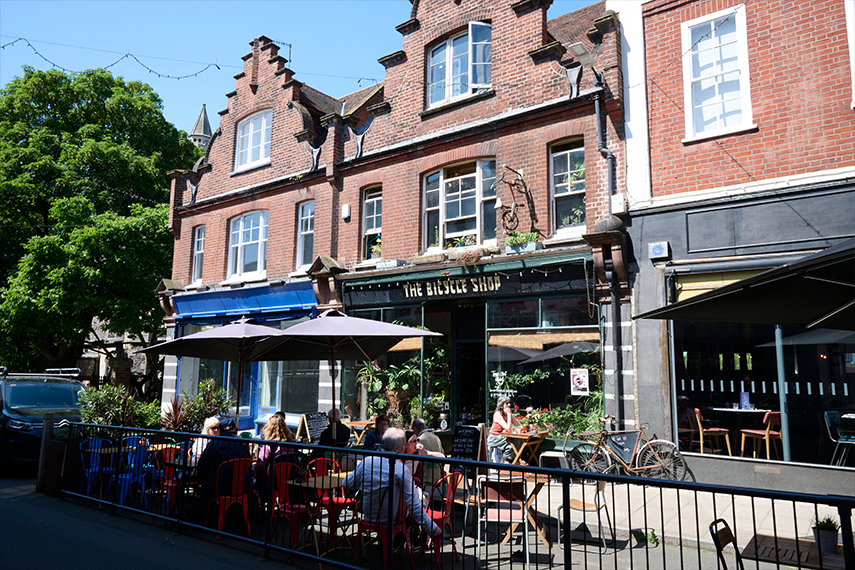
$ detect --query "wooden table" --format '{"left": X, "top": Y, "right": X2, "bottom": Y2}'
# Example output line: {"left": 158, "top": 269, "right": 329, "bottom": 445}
{"left": 741, "top": 534, "right": 846, "bottom": 569}
{"left": 492, "top": 472, "right": 551, "bottom": 549}
{"left": 503, "top": 430, "right": 548, "bottom": 466}
{"left": 290, "top": 472, "right": 351, "bottom": 490}
{"left": 344, "top": 420, "right": 374, "bottom": 446}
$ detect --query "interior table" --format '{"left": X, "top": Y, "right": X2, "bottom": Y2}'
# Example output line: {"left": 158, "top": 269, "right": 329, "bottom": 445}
{"left": 503, "top": 430, "right": 549, "bottom": 466}
{"left": 741, "top": 533, "right": 845, "bottom": 570}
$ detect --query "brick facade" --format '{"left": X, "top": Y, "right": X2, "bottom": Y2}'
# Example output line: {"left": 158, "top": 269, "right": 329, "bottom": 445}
{"left": 168, "top": 0, "right": 623, "bottom": 287}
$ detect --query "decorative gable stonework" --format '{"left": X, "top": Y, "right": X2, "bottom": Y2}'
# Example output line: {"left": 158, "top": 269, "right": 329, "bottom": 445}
{"left": 168, "top": 0, "right": 623, "bottom": 287}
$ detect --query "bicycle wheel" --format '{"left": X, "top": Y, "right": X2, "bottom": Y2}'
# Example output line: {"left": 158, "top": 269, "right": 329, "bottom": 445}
{"left": 636, "top": 440, "right": 687, "bottom": 480}
{"left": 568, "top": 443, "right": 612, "bottom": 477}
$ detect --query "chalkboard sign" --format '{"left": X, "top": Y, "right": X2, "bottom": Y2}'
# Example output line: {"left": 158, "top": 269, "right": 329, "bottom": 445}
{"left": 296, "top": 411, "right": 329, "bottom": 442}
{"left": 451, "top": 424, "right": 482, "bottom": 462}
{"left": 605, "top": 432, "right": 640, "bottom": 465}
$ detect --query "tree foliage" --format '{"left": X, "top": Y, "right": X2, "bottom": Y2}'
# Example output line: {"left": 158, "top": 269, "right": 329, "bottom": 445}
{"left": 0, "top": 67, "right": 200, "bottom": 370}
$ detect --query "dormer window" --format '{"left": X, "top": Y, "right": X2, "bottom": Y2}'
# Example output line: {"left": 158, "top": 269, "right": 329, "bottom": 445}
{"left": 428, "top": 22, "right": 492, "bottom": 108}
{"left": 234, "top": 110, "right": 272, "bottom": 171}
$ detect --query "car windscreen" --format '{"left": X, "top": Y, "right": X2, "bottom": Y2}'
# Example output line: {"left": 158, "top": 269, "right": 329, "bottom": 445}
{"left": 7, "top": 383, "right": 82, "bottom": 409}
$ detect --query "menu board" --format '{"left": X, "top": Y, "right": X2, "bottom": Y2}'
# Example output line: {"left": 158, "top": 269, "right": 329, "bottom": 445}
{"left": 451, "top": 424, "right": 482, "bottom": 462}
{"left": 605, "top": 431, "right": 640, "bottom": 464}
{"left": 296, "top": 411, "right": 328, "bottom": 442}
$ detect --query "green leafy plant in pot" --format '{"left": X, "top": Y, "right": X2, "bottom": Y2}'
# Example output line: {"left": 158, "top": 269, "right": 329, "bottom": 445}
{"left": 812, "top": 515, "right": 840, "bottom": 556}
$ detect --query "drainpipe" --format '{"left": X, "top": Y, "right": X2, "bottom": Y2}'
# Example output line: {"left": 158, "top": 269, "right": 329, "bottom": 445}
{"left": 593, "top": 70, "right": 616, "bottom": 216}
{"left": 593, "top": 70, "right": 621, "bottom": 427}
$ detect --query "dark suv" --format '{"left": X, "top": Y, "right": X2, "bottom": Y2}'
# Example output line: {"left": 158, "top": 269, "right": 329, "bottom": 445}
{"left": 0, "top": 367, "right": 83, "bottom": 464}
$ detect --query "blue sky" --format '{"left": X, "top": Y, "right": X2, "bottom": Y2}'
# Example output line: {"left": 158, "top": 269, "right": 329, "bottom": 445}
{"left": 1, "top": 0, "right": 597, "bottom": 134}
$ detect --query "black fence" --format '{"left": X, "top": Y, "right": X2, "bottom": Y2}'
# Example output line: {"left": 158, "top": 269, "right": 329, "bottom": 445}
{"left": 50, "top": 423, "right": 855, "bottom": 570}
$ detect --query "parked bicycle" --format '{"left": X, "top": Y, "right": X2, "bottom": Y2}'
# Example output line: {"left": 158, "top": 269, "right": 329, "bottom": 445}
{"left": 563, "top": 415, "right": 687, "bottom": 480}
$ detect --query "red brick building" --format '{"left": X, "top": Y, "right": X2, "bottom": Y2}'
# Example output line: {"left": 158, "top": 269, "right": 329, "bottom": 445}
{"left": 160, "top": 0, "right": 625, "bottom": 431}
{"left": 622, "top": 0, "right": 855, "bottom": 487}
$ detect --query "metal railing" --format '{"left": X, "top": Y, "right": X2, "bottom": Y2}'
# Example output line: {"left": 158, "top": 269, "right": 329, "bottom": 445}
{"left": 52, "top": 423, "right": 855, "bottom": 570}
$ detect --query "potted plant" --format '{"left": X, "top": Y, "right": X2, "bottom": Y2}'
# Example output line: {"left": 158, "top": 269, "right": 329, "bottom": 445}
{"left": 369, "top": 237, "right": 382, "bottom": 259}
{"left": 812, "top": 515, "right": 840, "bottom": 556}
{"left": 505, "top": 231, "right": 541, "bottom": 254}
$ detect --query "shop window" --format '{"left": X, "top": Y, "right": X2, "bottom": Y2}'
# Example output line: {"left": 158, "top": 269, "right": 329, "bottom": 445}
{"left": 296, "top": 201, "right": 314, "bottom": 269}
{"left": 487, "top": 299, "right": 539, "bottom": 329}
{"left": 191, "top": 225, "right": 205, "bottom": 284}
{"left": 227, "top": 211, "right": 267, "bottom": 279}
{"left": 681, "top": 4, "right": 753, "bottom": 140}
{"left": 363, "top": 187, "right": 382, "bottom": 259}
{"left": 427, "top": 22, "right": 492, "bottom": 107}
{"left": 234, "top": 110, "right": 272, "bottom": 171}
{"left": 550, "top": 141, "right": 586, "bottom": 232}
{"left": 423, "top": 159, "right": 496, "bottom": 251}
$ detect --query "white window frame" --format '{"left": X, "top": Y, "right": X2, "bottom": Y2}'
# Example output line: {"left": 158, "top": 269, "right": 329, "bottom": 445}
{"left": 681, "top": 4, "right": 754, "bottom": 142}
{"left": 234, "top": 110, "right": 272, "bottom": 171}
{"left": 423, "top": 159, "right": 496, "bottom": 252}
{"left": 296, "top": 201, "right": 315, "bottom": 269}
{"left": 549, "top": 142, "right": 586, "bottom": 235}
{"left": 427, "top": 22, "right": 492, "bottom": 108}
{"left": 227, "top": 211, "right": 268, "bottom": 281}
{"left": 191, "top": 225, "right": 205, "bottom": 284}
{"left": 363, "top": 187, "right": 382, "bottom": 259}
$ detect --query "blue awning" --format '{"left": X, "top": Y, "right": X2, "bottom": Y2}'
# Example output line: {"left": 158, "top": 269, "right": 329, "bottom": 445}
{"left": 172, "top": 280, "right": 316, "bottom": 322}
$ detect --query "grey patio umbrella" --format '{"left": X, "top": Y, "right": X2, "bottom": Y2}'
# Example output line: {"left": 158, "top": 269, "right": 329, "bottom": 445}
{"left": 518, "top": 341, "right": 599, "bottom": 365}
{"left": 138, "top": 317, "right": 286, "bottom": 426}
{"left": 487, "top": 345, "right": 545, "bottom": 362}
{"left": 253, "top": 309, "right": 443, "bottom": 410}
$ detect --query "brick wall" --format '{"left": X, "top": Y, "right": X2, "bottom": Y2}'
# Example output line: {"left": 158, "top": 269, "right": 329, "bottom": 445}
{"left": 168, "top": 0, "right": 625, "bottom": 287}
{"left": 643, "top": 0, "right": 854, "bottom": 197}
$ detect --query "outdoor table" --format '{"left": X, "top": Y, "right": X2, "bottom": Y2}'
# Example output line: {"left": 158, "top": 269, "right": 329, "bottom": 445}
{"left": 344, "top": 420, "right": 374, "bottom": 446}
{"left": 741, "top": 533, "right": 845, "bottom": 569}
{"left": 289, "top": 472, "right": 354, "bottom": 557}
{"left": 503, "top": 430, "right": 548, "bottom": 466}
{"left": 492, "top": 471, "right": 551, "bottom": 549}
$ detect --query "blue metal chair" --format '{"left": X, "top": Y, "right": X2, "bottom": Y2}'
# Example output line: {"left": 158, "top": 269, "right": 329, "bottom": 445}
{"left": 825, "top": 411, "right": 855, "bottom": 466}
{"left": 114, "top": 442, "right": 150, "bottom": 507}
{"left": 80, "top": 438, "right": 116, "bottom": 497}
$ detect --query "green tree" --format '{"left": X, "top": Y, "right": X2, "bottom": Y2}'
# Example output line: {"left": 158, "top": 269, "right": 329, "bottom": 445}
{"left": 0, "top": 67, "right": 200, "bottom": 376}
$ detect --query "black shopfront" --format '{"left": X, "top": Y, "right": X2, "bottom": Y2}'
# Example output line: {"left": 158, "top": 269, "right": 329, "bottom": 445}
{"left": 336, "top": 254, "right": 601, "bottom": 429}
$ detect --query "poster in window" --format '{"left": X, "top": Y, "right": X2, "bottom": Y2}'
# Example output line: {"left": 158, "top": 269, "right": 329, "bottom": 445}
{"left": 571, "top": 368, "right": 589, "bottom": 396}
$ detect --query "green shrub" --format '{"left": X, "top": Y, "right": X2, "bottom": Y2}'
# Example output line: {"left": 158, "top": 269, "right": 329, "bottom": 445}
{"left": 78, "top": 384, "right": 161, "bottom": 428}
{"left": 505, "top": 231, "right": 538, "bottom": 247}
{"left": 180, "top": 379, "right": 231, "bottom": 432}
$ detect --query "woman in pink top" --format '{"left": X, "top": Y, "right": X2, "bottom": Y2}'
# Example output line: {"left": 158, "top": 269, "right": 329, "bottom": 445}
{"left": 487, "top": 396, "right": 522, "bottom": 462}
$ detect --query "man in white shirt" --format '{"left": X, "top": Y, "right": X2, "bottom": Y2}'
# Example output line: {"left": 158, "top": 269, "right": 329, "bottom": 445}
{"left": 344, "top": 428, "right": 442, "bottom": 539}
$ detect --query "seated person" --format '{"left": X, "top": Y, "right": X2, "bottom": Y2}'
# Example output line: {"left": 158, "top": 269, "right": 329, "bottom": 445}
{"left": 344, "top": 428, "right": 442, "bottom": 540}
{"left": 362, "top": 414, "right": 390, "bottom": 450}
{"left": 409, "top": 419, "right": 445, "bottom": 487}
{"left": 196, "top": 417, "right": 251, "bottom": 498}
{"left": 319, "top": 408, "right": 352, "bottom": 447}
{"left": 487, "top": 396, "right": 522, "bottom": 463}
{"left": 189, "top": 416, "right": 220, "bottom": 470}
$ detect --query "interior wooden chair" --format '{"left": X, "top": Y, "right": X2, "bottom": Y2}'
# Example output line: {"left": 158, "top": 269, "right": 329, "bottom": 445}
{"left": 695, "top": 408, "right": 732, "bottom": 455}
{"left": 740, "top": 411, "right": 782, "bottom": 459}
{"left": 709, "top": 518, "right": 745, "bottom": 570}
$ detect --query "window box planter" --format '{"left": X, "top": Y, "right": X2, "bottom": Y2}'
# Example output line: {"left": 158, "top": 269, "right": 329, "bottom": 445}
{"left": 505, "top": 241, "right": 542, "bottom": 254}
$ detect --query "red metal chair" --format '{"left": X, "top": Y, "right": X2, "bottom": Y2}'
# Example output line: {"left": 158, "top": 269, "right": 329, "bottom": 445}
{"left": 151, "top": 446, "right": 186, "bottom": 513}
{"left": 307, "top": 457, "right": 356, "bottom": 546}
{"left": 423, "top": 471, "right": 463, "bottom": 568}
{"left": 352, "top": 485, "right": 414, "bottom": 570}
{"left": 695, "top": 408, "right": 732, "bottom": 455}
{"left": 207, "top": 457, "right": 254, "bottom": 537}
{"left": 269, "top": 462, "right": 310, "bottom": 549}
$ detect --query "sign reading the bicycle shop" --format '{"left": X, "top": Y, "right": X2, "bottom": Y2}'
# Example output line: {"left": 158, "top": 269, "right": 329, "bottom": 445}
{"left": 401, "top": 275, "right": 504, "bottom": 300}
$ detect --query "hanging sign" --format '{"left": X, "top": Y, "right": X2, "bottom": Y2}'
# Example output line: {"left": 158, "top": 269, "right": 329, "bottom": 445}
{"left": 570, "top": 368, "right": 589, "bottom": 396}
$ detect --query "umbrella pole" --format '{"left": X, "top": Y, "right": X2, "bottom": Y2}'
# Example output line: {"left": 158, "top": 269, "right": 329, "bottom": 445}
{"left": 235, "top": 354, "right": 244, "bottom": 428}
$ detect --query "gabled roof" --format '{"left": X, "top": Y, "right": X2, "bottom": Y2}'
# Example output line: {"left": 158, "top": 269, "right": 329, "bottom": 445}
{"left": 300, "top": 84, "right": 342, "bottom": 116}
{"left": 339, "top": 82, "right": 384, "bottom": 116}
{"left": 547, "top": 0, "right": 605, "bottom": 52}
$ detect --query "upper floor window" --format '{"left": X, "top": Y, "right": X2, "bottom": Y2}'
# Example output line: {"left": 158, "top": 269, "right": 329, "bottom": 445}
{"left": 424, "top": 159, "right": 496, "bottom": 251}
{"left": 428, "top": 22, "right": 492, "bottom": 107}
{"left": 235, "top": 110, "right": 272, "bottom": 170}
{"left": 296, "top": 201, "right": 315, "bottom": 269}
{"left": 228, "top": 211, "right": 267, "bottom": 279}
{"left": 550, "top": 142, "right": 586, "bottom": 232}
{"left": 191, "top": 226, "right": 205, "bottom": 284}
{"left": 681, "top": 4, "right": 752, "bottom": 140}
{"left": 363, "top": 187, "right": 382, "bottom": 259}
